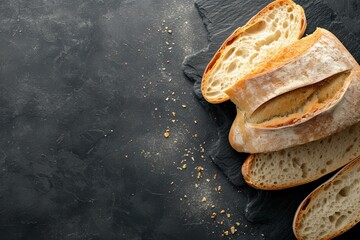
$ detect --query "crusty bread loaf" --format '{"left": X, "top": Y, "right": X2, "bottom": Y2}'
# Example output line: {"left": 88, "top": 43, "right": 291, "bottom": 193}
{"left": 241, "top": 123, "right": 360, "bottom": 190}
{"left": 201, "top": 0, "right": 306, "bottom": 103}
{"left": 245, "top": 69, "right": 352, "bottom": 129}
{"left": 226, "top": 28, "right": 354, "bottom": 129}
{"left": 229, "top": 66, "right": 360, "bottom": 153}
{"left": 293, "top": 156, "right": 360, "bottom": 240}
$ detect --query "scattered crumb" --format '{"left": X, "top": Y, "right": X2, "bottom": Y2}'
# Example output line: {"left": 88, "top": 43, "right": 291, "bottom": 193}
{"left": 227, "top": 213, "right": 231, "bottom": 218}
{"left": 210, "top": 212, "right": 217, "bottom": 219}
{"left": 181, "top": 104, "right": 187, "bottom": 108}
{"left": 170, "top": 181, "right": 174, "bottom": 185}
{"left": 197, "top": 172, "right": 202, "bottom": 179}
{"left": 230, "top": 226, "right": 236, "bottom": 235}
{"left": 197, "top": 166, "right": 204, "bottom": 171}
{"left": 195, "top": 183, "right": 199, "bottom": 188}
{"left": 213, "top": 174, "right": 217, "bottom": 180}
{"left": 236, "top": 222, "right": 240, "bottom": 226}
{"left": 224, "top": 231, "right": 229, "bottom": 236}
{"left": 201, "top": 197, "right": 207, "bottom": 202}
{"left": 217, "top": 221, "right": 224, "bottom": 225}
{"left": 171, "top": 112, "right": 176, "bottom": 116}
{"left": 164, "top": 129, "right": 170, "bottom": 138}
{"left": 211, "top": 204, "right": 215, "bottom": 209}
{"left": 217, "top": 186, "right": 222, "bottom": 192}
{"left": 220, "top": 210, "right": 225, "bottom": 214}
{"left": 206, "top": 178, "right": 210, "bottom": 182}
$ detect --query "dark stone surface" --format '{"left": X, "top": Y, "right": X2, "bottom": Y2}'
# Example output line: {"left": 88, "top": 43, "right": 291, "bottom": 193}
{"left": 0, "top": 0, "right": 359, "bottom": 239}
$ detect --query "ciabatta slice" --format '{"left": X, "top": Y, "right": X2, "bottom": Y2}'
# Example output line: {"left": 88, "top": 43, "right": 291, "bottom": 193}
{"left": 242, "top": 123, "right": 360, "bottom": 190}
{"left": 201, "top": 0, "right": 306, "bottom": 103}
{"left": 226, "top": 28, "right": 354, "bottom": 128}
{"left": 229, "top": 67, "right": 360, "bottom": 153}
{"left": 293, "top": 156, "right": 360, "bottom": 240}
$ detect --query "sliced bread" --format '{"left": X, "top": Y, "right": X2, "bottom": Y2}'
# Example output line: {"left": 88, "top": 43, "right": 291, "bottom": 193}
{"left": 201, "top": 0, "right": 306, "bottom": 103}
{"left": 293, "top": 156, "right": 360, "bottom": 240}
{"left": 241, "top": 122, "right": 360, "bottom": 190}
{"left": 225, "top": 28, "right": 355, "bottom": 127}
{"left": 229, "top": 67, "right": 360, "bottom": 153}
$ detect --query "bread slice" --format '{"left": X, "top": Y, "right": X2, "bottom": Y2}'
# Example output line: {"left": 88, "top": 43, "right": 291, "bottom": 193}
{"left": 293, "top": 156, "right": 360, "bottom": 240}
{"left": 226, "top": 28, "right": 354, "bottom": 128}
{"left": 201, "top": 0, "right": 306, "bottom": 104}
{"left": 241, "top": 122, "right": 360, "bottom": 190}
{"left": 229, "top": 67, "right": 360, "bottom": 153}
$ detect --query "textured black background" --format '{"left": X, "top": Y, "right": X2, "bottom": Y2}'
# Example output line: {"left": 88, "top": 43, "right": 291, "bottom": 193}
{"left": 0, "top": 0, "right": 359, "bottom": 239}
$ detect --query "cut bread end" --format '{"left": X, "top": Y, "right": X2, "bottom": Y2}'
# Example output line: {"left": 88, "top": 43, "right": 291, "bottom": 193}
{"left": 293, "top": 156, "right": 360, "bottom": 240}
{"left": 241, "top": 122, "right": 360, "bottom": 190}
{"left": 201, "top": 0, "right": 306, "bottom": 103}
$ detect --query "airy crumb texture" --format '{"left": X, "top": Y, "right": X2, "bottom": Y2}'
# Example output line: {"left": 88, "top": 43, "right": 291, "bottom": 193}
{"left": 293, "top": 156, "right": 360, "bottom": 240}
{"left": 202, "top": 0, "right": 306, "bottom": 103}
{"left": 242, "top": 122, "right": 360, "bottom": 190}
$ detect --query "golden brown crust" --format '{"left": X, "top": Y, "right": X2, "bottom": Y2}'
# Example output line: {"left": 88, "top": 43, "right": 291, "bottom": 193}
{"left": 293, "top": 156, "right": 360, "bottom": 240}
{"left": 241, "top": 154, "right": 254, "bottom": 185}
{"left": 201, "top": 0, "right": 306, "bottom": 103}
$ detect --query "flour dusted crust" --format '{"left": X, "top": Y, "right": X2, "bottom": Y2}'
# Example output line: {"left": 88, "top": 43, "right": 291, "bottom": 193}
{"left": 293, "top": 156, "right": 360, "bottom": 240}
{"left": 225, "top": 28, "right": 354, "bottom": 121}
{"left": 228, "top": 67, "right": 360, "bottom": 153}
{"left": 201, "top": 0, "right": 306, "bottom": 103}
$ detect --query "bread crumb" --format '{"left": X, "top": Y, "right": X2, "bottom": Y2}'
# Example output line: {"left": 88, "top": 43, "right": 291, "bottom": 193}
{"left": 197, "top": 172, "right": 202, "bottom": 179}
{"left": 181, "top": 104, "right": 187, "bottom": 108}
{"left": 227, "top": 213, "right": 231, "bottom": 218}
{"left": 220, "top": 210, "right": 225, "bottom": 214}
{"left": 213, "top": 174, "right": 217, "bottom": 180}
{"left": 224, "top": 231, "right": 229, "bottom": 236}
{"left": 164, "top": 129, "right": 170, "bottom": 138}
{"left": 211, "top": 204, "right": 215, "bottom": 209}
{"left": 218, "top": 221, "right": 224, "bottom": 225}
{"left": 217, "top": 186, "right": 222, "bottom": 192}
{"left": 171, "top": 112, "right": 176, "bottom": 116}
{"left": 197, "top": 166, "right": 204, "bottom": 171}
{"left": 230, "top": 226, "right": 236, "bottom": 234}
{"left": 170, "top": 181, "right": 174, "bottom": 185}
{"left": 195, "top": 183, "right": 199, "bottom": 188}
{"left": 206, "top": 178, "right": 210, "bottom": 182}
{"left": 210, "top": 212, "right": 217, "bottom": 219}
{"left": 235, "top": 222, "right": 240, "bottom": 226}
{"left": 201, "top": 197, "right": 207, "bottom": 202}
{"left": 182, "top": 164, "right": 187, "bottom": 169}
